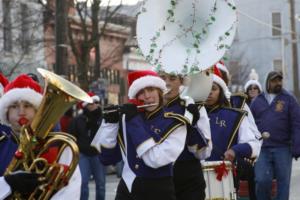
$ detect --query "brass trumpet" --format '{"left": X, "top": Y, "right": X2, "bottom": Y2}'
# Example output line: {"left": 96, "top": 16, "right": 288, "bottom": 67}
{"left": 5, "top": 68, "right": 92, "bottom": 200}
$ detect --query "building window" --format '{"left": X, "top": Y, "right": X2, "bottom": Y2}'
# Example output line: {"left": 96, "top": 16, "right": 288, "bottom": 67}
{"left": 20, "top": 3, "right": 30, "bottom": 53}
{"left": 3, "top": 0, "right": 12, "bottom": 52}
{"left": 273, "top": 59, "right": 282, "bottom": 72}
{"left": 272, "top": 12, "right": 281, "bottom": 36}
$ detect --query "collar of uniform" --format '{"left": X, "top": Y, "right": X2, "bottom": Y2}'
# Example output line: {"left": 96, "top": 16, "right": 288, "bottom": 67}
{"left": 146, "top": 106, "right": 163, "bottom": 120}
{"left": 195, "top": 101, "right": 205, "bottom": 108}
{"left": 206, "top": 104, "right": 221, "bottom": 113}
{"left": 165, "top": 95, "right": 181, "bottom": 107}
{"left": 0, "top": 130, "right": 19, "bottom": 144}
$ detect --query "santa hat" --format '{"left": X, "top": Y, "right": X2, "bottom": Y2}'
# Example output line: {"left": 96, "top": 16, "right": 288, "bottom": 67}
{"left": 127, "top": 70, "right": 167, "bottom": 99}
{"left": 0, "top": 73, "right": 9, "bottom": 97}
{"left": 212, "top": 66, "right": 231, "bottom": 99}
{"left": 215, "top": 61, "right": 229, "bottom": 76}
{"left": 0, "top": 74, "right": 43, "bottom": 125}
{"left": 244, "top": 79, "right": 262, "bottom": 92}
{"left": 81, "top": 91, "right": 100, "bottom": 107}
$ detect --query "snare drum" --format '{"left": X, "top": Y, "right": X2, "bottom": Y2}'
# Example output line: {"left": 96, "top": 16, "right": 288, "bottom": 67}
{"left": 202, "top": 161, "right": 236, "bottom": 200}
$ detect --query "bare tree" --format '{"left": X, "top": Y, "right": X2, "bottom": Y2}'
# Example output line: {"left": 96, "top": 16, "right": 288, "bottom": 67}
{"left": 67, "top": 0, "right": 125, "bottom": 91}
{"left": 0, "top": 0, "right": 47, "bottom": 78}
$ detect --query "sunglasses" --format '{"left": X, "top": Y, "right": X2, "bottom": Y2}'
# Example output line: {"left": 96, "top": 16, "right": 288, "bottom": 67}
{"left": 249, "top": 87, "right": 259, "bottom": 90}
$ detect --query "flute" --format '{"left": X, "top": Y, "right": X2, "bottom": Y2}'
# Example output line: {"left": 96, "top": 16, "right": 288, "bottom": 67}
{"left": 103, "top": 103, "right": 158, "bottom": 114}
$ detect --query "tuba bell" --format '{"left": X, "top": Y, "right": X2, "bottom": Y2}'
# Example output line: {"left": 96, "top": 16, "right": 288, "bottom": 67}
{"left": 136, "top": 0, "right": 237, "bottom": 74}
{"left": 5, "top": 68, "right": 93, "bottom": 200}
{"left": 136, "top": 0, "right": 237, "bottom": 102}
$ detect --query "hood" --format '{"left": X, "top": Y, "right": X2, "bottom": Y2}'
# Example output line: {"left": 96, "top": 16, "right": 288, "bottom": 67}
{"left": 265, "top": 71, "right": 283, "bottom": 93}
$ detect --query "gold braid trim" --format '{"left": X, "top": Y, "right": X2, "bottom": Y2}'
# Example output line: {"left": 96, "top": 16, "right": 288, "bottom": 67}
{"left": 226, "top": 109, "right": 247, "bottom": 149}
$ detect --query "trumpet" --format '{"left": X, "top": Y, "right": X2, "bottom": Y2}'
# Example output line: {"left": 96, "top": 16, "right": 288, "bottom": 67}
{"left": 103, "top": 103, "right": 158, "bottom": 114}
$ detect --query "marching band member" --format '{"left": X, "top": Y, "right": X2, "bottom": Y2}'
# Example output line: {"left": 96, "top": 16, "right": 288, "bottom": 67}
{"left": 159, "top": 71, "right": 211, "bottom": 200}
{"left": 0, "top": 72, "right": 14, "bottom": 176}
{"left": 205, "top": 67, "right": 260, "bottom": 162}
{"left": 0, "top": 74, "right": 81, "bottom": 199}
{"left": 216, "top": 62, "right": 262, "bottom": 199}
{"left": 215, "top": 62, "right": 262, "bottom": 142}
{"left": 91, "top": 70, "right": 188, "bottom": 200}
{"left": 203, "top": 67, "right": 259, "bottom": 200}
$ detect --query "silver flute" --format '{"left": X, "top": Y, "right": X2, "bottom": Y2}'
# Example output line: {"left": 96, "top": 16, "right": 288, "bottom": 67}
{"left": 103, "top": 103, "right": 158, "bottom": 114}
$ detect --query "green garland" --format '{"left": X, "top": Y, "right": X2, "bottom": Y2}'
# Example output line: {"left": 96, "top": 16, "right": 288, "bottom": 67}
{"left": 137, "top": 0, "right": 236, "bottom": 74}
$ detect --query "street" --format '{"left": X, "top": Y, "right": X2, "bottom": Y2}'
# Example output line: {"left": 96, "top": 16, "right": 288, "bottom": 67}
{"left": 88, "top": 160, "right": 300, "bottom": 200}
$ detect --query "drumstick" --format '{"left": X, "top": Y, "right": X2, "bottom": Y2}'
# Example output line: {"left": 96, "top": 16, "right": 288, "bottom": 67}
{"left": 212, "top": 144, "right": 256, "bottom": 165}
{"left": 258, "top": 132, "right": 270, "bottom": 140}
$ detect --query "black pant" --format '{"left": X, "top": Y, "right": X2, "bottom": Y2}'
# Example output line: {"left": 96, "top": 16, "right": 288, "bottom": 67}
{"left": 115, "top": 177, "right": 176, "bottom": 200}
{"left": 237, "top": 161, "right": 256, "bottom": 200}
{"left": 173, "top": 159, "right": 206, "bottom": 200}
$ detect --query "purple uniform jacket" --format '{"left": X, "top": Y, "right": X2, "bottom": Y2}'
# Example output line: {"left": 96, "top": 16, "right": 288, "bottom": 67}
{"left": 0, "top": 124, "right": 17, "bottom": 175}
{"left": 250, "top": 89, "right": 300, "bottom": 158}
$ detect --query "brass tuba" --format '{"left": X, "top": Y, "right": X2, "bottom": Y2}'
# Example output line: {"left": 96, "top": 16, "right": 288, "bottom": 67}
{"left": 5, "top": 68, "right": 93, "bottom": 200}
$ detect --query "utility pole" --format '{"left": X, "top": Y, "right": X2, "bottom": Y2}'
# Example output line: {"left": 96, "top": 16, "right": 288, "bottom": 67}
{"left": 55, "top": 0, "right": 68, "bottom": 75}
{"left": 289, "top": 0, "right": 300, "bottom": 100}
{"left": 92, "top": 0, "right": 101, "bottom": 81}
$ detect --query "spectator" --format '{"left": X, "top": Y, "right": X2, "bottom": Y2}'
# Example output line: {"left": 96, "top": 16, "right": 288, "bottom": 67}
{"left": 60, "top": 108, "right": 74, "bottom": 132}
{"left": 68, "top": 92, "right": 106, "bottom": 200}
{"left": 250, "top": 71, "right": 300, "bottom": 200}
{"left": 235, "top": 78, "right": 263, "bottom": 200}
{"left": 244, "top": 79, "right": 262, "bottom": 105}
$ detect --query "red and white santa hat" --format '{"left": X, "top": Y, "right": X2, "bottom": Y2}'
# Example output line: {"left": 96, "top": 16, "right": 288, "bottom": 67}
{"left": 244, "top": 79, "right": 262, "bottom": 92}
{"left": 0, "top": 73, "right": 9, "bottom": 97}
{"left": 81, "top": 91, "right": 100, "bottom": 107}
{"left": 127, "top": 70, "right": 167, "bottom": 99}
{"left": 215, "top": 61, "right": 230, "bottom": 77}
{"left": 0, "top": 74, "right": 43, "bottom": 125}
{"left": 212, "top": 66, "right": 231, "bottom": 99}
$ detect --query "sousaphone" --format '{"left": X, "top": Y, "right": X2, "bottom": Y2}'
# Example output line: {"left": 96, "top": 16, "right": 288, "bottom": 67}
{"left": 136, "top": 0, "right": 237, "bottom": 101}
{"left": 137, "top": 0, "right": 237, "bottom": 74}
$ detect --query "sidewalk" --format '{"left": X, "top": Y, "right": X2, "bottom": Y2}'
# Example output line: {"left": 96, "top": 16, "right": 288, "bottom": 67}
{"left": 89, "top": 174, "right": 119, "bottom": 200}
{"left": 89, "top": 159, "right": 300, "bottom": 200}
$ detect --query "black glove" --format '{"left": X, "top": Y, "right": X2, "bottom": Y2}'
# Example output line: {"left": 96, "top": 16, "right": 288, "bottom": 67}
{"left": 186, "top": 104, "right": 200, "bottom": 126}
{"left": 292, "top": 153, "right": 299, "bottom": 160}
{"left": 4, "top": 171, "right": 42, "bottom": 195}
{"left": 120, "top": 104, "right": 138, "bottom": 121}
{"left": 103, "top": 105, "right": 120, "bottom": 123}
